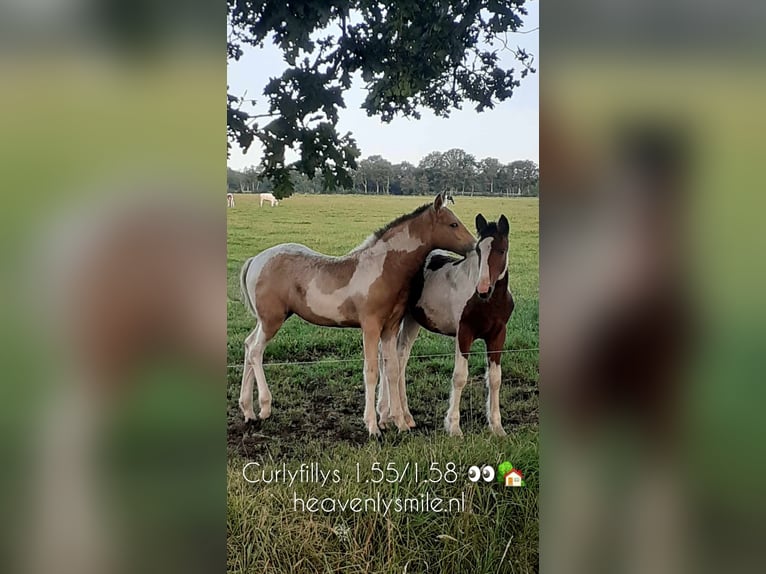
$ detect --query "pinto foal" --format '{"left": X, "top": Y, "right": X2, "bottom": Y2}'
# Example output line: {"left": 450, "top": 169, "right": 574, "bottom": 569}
{"left": 379, "top": 214, "right": 514, "bottom": 436}
{"left": 239, "top": 193, "right": 476, "bottom": 436}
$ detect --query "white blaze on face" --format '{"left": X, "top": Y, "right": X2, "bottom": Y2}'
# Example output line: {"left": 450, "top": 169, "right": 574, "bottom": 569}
{"left": 476, "top": 237, "right": 493, "bottom": 294}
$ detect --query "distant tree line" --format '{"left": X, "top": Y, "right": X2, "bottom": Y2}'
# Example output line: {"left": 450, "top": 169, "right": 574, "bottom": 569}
{"left": 228, "top": 148, "right": 538, "bottom": 198}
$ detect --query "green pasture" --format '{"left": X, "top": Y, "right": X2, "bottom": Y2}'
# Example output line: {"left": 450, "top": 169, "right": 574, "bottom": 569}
{"left": 227, "top": 194, "right": 539, "bottom": 573}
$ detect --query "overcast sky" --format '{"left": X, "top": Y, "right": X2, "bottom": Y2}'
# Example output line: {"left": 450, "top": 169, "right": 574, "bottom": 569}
{"left": 227, "top": 2, "right": 538, "bottom": 171}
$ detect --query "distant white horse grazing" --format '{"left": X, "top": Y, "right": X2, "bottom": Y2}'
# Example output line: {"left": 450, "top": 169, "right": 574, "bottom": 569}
{"left": 227, "top": 193, "right": 235, "bottom": 208}
{"left": 259, "top": 192, "right": 279, "bottom": 207}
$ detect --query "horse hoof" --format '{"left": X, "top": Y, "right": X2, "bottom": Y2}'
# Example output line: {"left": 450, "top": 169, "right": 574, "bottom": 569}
{"left": 367, "top": 424, "right": 382, "bottom": 438}
{"left": 259, "top": 407, "right": 271, "bottom": 419}
{"left": 404, "top": 414, "right": 416, "bottom": 428}
{"left": 445, "top": 423, "right": 463, "bottom": 437}
{"left": 490, "top": 426, "right": 507, "bottom": 437}
{"left": 240, "top": 399, "right": 256, "bottom": 421}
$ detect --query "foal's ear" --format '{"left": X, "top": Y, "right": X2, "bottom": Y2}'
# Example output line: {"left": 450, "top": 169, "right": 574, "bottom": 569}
{"left": 498, "top": 214, "right": 510, "bottom": 235}
{"left": 475, "top": 213, "right": 488, "bottom": 234}
{"left": 433, "top": 192, "right": 445, "bottom": 211}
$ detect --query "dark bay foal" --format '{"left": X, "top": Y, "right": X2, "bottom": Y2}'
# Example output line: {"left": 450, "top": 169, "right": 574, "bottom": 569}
{"left": 379, "top": 214, "right": 514, "bottom": 436}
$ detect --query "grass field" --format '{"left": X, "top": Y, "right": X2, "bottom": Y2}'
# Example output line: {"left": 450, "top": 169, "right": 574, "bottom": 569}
{"left": 227, "top": 194, "right": 539, "bottom": 573}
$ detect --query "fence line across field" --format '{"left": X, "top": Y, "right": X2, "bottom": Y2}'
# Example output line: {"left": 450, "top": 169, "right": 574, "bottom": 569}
{"left": 226, "top": 347, "right": 539, "bottom": 369}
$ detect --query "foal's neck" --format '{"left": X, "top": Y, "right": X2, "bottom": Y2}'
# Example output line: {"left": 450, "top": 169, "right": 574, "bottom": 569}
{"left": 365, "top": 216, "right": 432, "bottom": 275}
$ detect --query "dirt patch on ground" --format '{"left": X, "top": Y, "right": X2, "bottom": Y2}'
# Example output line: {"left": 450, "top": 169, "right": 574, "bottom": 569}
{"left": 228, "top": 376, "right": 538, "bottom": 460}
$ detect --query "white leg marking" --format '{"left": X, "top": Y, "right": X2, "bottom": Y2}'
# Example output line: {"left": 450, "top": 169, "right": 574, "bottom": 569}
{"left": 445, "top": 344, "right": 469, "bottom": 437}
{"left": 240, "top": 324, "right": 272, "bottom": 421}
{"left": 486, "top": 361, "right": 506, "bottom": 436}
{"left": 381, "top": 333, "right": 408, "bottom": 431}
{"left": 397, "top": 316, "right": 420, "bottom": 428}
{"left": 252, "top": 326, "right": 273, "bottom": 419}
{"left": 362, "top": 330, "right": 382, "bottom": 436}
{"left": 239, "top": 326, "right": 257, "bottom": 421}
{"left": 376, "top": 343, "right": 390, "bottom": 427}
{"left": 476, "top": 237, "right": 493, "bottom": 294}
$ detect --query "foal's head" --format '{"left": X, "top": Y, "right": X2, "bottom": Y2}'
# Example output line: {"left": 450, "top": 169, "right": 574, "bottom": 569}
{"left": 475, "top": 214, "right": 510, "bottom": 299}
{"left": 427, "top": 192, "right": 476, "bottom": 255}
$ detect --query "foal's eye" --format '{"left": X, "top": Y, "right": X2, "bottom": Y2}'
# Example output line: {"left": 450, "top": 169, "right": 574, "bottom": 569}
{"left": 449, "top": 222, "right": 459, "bottom": 228}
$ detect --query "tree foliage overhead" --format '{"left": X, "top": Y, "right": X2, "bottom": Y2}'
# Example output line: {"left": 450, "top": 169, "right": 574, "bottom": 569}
{"left": 227, "top": 0, "right": 535, "bottom": 198}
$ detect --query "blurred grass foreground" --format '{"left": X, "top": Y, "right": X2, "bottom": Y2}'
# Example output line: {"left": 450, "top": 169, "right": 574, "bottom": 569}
{"left": 0, "top": 3, "right": 224, "bottom": 574}
{"left": 541, "top": 1, "right": 766, "bottom": 573}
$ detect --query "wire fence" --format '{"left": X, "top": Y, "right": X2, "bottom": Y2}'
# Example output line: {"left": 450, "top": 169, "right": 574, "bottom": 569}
{"left": 226, "top": 347, "right": 538, "bottom": 369}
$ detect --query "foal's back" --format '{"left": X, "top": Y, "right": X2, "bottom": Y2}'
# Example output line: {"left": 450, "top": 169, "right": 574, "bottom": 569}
{"left": 243, "top": 243, "right": 360, "bottom": 328}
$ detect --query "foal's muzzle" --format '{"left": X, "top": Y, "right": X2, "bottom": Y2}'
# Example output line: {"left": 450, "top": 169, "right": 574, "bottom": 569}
{"left": 477, "top": 286, "right": 494, "bottom": 300}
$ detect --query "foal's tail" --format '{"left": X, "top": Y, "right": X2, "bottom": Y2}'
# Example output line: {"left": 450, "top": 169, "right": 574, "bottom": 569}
{"left": 239, "top": 257, "right": 257, "bottom": 317}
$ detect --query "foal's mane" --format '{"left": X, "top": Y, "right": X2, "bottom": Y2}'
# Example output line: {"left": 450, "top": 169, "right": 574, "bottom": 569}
{"left": 349, "top": 202, "right": 431, "bottom": 253}
{"left": 373, "top": 202, "right": 431, "bottom": 239}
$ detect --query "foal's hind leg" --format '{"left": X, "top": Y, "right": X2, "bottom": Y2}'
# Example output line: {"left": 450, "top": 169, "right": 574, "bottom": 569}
{"left": 238, "top": 328, "right": 258, "bottom": 421}
{"left": 239, "top": 318, "right": 282, "bottom": 422}
{"left": 396, "top": 315, "right": 420, "bottom": 428}
{"left": 379, "top": 315, "right": 420, "bottom": 429}
{"left": 445, "top": 328, "right": 474, "bottom": 437}
{"left": 380, "top": 327, "right": 409, "bottom": 432}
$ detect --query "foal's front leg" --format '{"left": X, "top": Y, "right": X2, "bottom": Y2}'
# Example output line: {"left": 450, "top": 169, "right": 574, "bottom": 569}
{"left": 486, "top": 331, "right": 507, "bottom": 436}
{"left": 396, "top": 315, "right": 421, "bottom": 428}
{"left": 362, "top": 327, "right": 382, "bottom": 436}
{"left": 376, "top": 343, "right": 390, "bottom": 427}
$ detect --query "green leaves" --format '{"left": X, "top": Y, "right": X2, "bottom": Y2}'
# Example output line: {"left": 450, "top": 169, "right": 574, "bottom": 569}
{"left": 227, "top": 0, "right": 535, "bottom": 194}
{"left": 227, "top": 92, "right": 256, "bottom": 153}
